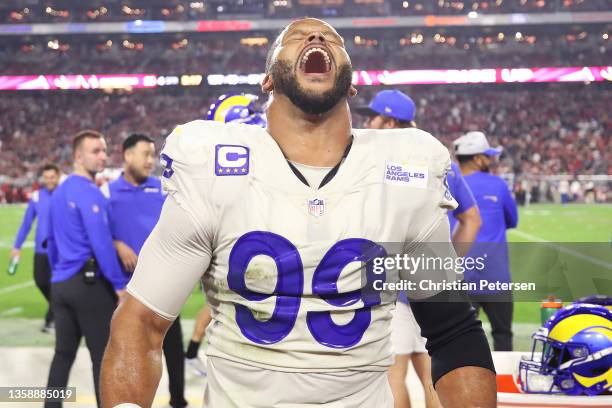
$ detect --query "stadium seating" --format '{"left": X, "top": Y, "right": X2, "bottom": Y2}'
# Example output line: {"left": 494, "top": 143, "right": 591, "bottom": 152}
{"left": 1, "top": 85, "right": 609, "bottom": 203}
{"left": 2, "top": 0, "right": 610, "bottom": 23}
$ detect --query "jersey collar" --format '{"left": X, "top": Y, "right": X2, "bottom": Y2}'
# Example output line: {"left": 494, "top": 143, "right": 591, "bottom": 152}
{"left": 286, "top": 137, "right": 353, "bottom": 189}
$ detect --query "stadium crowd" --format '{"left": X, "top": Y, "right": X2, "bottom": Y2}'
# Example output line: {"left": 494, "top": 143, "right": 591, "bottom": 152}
{"left": 1, "top": 84, "right": 609, "bottom": 203}
{"left": 2, "top": 0, "right": 610, "bottom": 23}
{"left": 1, "top": 27, "right": 608, "bottom": 75}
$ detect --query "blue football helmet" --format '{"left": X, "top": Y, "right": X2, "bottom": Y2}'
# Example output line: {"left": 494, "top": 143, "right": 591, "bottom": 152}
{"left": 206, "top": 93, "right": 267, "bottom": 128}
{"left": 518, "top": 303, "right": 612, "bottom": 396}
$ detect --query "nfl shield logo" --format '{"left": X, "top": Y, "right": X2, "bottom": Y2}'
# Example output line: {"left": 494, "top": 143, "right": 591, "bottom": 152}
{"left": 308, "top": 198, "right": 325, "bottom": 218}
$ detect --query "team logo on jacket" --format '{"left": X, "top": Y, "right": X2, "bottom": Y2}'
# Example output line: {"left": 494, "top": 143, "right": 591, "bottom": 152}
{"left": 215, "top": 144, "right": 249, "bottom": 176}
{"left": 484, "top": 195, "right": 498, "bottom": 202}
{"left": 308, "top": 198, "right": 326, "bottom": 218}
{"left": 384, "top": 162, "right": 428, "bottom": 188}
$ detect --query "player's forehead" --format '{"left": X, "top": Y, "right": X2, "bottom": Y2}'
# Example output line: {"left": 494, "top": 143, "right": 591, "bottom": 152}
{"left": 282, "top": 18, "right": 342, "bottom": 41}
{"left": 85, "top": 137, "right": 106, "bottom": 149}
{"left": 133, "top": 140, "right": 155, "bottom": 150}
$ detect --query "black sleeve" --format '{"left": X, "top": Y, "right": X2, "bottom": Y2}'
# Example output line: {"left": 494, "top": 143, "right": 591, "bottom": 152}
{"left": 408, "top": 290, "right": 496, "bottom": 385}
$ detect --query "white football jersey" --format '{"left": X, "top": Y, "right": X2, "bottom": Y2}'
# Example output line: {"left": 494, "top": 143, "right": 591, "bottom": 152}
{"left": 127, "top": 119, "right": 457, "bottom": 372}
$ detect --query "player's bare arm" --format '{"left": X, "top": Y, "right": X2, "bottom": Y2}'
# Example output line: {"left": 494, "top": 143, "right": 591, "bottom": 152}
{"left": 452, "top": 206, "right": 482, "bottom": 257}
{"left": 113, "top": 240, "right": 138, "bottom": 272}
{"left": 100, "top": 295, "right": 171, "bottom": 407}
{"left": 436, "top": 366, "right": 497, "bottom": 407}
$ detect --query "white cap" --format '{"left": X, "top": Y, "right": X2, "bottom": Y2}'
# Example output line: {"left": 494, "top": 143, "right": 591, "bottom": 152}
{"left": 453, "top": 131, "right": 503, "bottom": 156}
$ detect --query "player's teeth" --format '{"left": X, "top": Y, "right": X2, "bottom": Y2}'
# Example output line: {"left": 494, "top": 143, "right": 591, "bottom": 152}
{"left": 301, "top": 48, "right": 332, "bottom": 68}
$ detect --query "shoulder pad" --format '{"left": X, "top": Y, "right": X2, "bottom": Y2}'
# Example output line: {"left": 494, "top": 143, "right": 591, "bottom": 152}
{"left": 162, "top": 120, "right": 219, "bottom": 166}
{"left": 356, "top": 127, "right": 449, "bottom": 159}
{"left": 162, "top": 120, "right": 263, "bottom": 164}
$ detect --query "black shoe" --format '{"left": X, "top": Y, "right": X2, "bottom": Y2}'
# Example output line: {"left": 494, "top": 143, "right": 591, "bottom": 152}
{"left": 41, "top": 321, "right": 55, "bottom": 333}
{"left": 170, "top": 398, "right": 188, "bottom": 408}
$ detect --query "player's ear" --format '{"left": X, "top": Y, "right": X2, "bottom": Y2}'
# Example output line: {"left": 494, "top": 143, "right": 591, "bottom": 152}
{"left": 348, "top": 86, "right": 357, "bottom": 98}
{"left": 261, "top": 74, "right": 273, "bottom": 94}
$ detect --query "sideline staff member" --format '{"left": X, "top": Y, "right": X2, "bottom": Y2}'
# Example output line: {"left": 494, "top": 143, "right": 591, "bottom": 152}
{"left": 46, "top": 130, "right": 127, "bottom": 408}
{"left": 12, "top": 163, "right": 61, "bottom": 332}
{"left": 453, "top": 131, "right": 518, "bottom": 351}
{"left": 102, "top": 134, "right": 187, "bottom": 408}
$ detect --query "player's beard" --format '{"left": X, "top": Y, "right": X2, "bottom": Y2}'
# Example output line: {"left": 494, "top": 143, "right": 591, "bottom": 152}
{"left": 270, "top": 59, "right": 353, "bottom": 115}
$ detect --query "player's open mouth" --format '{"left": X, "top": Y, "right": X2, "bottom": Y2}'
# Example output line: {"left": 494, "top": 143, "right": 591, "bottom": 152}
{"left": 299, "top": 47, "right": 332, "bottom": 74}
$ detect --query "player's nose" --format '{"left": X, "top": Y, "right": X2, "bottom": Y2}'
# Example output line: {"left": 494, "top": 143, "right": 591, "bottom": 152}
{"left": 306, "top": 32, "right": 326, "bottom": 45}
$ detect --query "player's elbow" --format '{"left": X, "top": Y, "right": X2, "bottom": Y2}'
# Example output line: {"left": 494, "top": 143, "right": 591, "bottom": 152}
{"left": 461, "top": 206, "right": 482, "bottom": 231}
{"left": 108, "top": 294, "right": 170, "bottom": 351}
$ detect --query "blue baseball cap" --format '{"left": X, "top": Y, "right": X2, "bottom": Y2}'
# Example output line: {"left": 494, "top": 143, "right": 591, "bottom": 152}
{"left": 355, "top": 89, "right": 416, "bottom": 122}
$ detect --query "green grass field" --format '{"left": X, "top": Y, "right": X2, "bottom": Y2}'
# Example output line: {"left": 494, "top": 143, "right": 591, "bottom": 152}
{"left": 0, "top": 204, "right": 209, "bottom": 320}
{"left": 1, "top": 203, "right": 611, "bottom": 325}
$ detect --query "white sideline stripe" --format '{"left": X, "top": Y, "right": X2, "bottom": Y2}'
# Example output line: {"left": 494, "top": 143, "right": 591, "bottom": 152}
{"left": 0, "top": 307, "right": 22, "bottom": 316}
{"left": 509, "top": 229, "right": 612, "bottom": 269}
{"left": 0, "top": 280, "right": 34, "bottom": 295}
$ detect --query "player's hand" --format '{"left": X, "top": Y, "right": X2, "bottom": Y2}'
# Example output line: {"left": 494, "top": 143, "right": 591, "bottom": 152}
{"left": 114, "top": 241, "right": 138, "bottom": 272}
{"left": 10, "top": 248, "right": 21, "bottom": 259}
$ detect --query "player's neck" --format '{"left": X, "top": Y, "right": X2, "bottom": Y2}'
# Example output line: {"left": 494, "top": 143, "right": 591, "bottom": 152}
{"left": 73, "top": 166, "right": 96, "bottom": 181}
{"left": 266, "top": 96, "right": 352, "bottom": 167}
{"left": 459, "top": 163, "right": 480, "bottom": 176}
{"left": 123, "top": 169, "right": 146, "bottom": 186}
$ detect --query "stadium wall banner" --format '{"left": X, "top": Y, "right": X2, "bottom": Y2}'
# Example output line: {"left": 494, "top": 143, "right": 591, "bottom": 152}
{"left": 351, "top": 66, "right": 612, "bottom": 86}
{"left": 0, "top": 67, "right": 609, "bottom": 91}
{"left": 205, "top": 66, "right": 611, "bottom": 86}
{"left": 0, "top": 74, "right": 158, "bottom": 90}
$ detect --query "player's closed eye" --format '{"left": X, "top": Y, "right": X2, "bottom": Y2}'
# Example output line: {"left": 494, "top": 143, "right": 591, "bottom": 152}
{"left": 284, "top": 31, "right": 343, "bottom": 46}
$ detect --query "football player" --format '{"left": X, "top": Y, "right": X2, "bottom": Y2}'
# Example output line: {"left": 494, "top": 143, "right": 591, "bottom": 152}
{"left": 101, "top": 18, "right": 496, "bottom": 408}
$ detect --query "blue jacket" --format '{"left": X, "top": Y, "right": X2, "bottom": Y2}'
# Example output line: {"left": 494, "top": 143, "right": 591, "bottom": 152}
{"left": 13, "top": 187, "right": 53, "bottom": 254}
{"left": 104, "top": 174, "right": 165, "bottom": 274}
{"left": 457, "top": 171, "right": 518, "bottom": 289}
{"left": 463, "top": 171, "right": 518, "bottom": 244}
{"left": 47, "top": 174, "right": 127, "bottom": 290}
